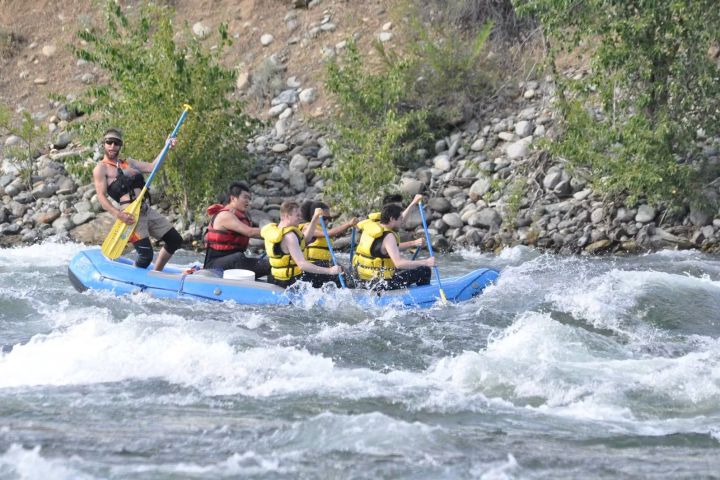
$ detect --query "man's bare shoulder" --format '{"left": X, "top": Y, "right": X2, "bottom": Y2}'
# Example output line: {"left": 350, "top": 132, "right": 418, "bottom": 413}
{"left": 215, "top": 209, "right": 235, "bottom": 220}
{"left": 92, "top": 161, "right": 107, "bottom": 176}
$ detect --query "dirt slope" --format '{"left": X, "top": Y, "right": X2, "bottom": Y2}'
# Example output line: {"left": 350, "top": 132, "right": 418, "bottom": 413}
{"left": 0, "top": 0, "right": 392, "bottom": 119}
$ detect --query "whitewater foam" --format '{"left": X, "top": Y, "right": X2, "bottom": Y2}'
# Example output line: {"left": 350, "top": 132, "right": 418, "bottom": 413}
{"left": 0, "top": 444, "right": 94, "bottom": 480}
{"left": 0, "top": 241, "right": 85, "bottom": 268}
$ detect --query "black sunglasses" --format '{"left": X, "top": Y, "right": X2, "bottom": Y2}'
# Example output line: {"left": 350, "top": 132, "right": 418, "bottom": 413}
{"left": 104, "top": 139, "right": 123, "bottom": 146}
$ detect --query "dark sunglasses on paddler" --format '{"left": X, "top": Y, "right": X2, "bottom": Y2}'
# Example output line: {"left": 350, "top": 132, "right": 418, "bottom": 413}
{"left": 104, "top": 139, "right": 123, "bottom": 147}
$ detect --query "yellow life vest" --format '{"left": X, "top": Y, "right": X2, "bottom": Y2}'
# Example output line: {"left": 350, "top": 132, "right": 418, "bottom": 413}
{"left": 261, "top": 223, "right": 306, "bottom": 281}
{"left": 299, "top": 222, "right": 331, "bottom": 263}
{"left": 352, "top": 218, "right": 400, "bottom": 281}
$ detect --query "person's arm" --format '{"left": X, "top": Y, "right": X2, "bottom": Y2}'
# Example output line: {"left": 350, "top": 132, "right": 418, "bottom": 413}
{"left": 134, "top": 137, "right": 177, "bottom": 173}
{"left": 283, "top": 233, "right": 342, "bottom": 275}
{"left": 93, "top": 163, "right": 134, "bottom": 225}
{"left": 215, "top": 211, "right": 261, "bottom": 238}
{"left": 383, "top": 234, "right": 435, "bottom": 270}
{"left": 327, "top": 217, "right": 358, "bottom": 237}
{"left": 302, "top": 208, "right": 324, "bottom": 244}
{"left": 399, "top": 237, "right": 424, "bottom": 250}
{"left": 399, "top": 194, "right": 423, "bottom": 222}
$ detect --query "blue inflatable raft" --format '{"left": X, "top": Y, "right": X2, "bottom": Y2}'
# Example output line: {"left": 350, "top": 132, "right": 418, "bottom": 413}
{"left": 68, "top": 248, "right": 499, "bottom": 308}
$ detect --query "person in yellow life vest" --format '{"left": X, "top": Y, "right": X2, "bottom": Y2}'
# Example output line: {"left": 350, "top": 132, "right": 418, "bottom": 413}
{"left": 261, "top": 201, "right": 343, "bottom": 288}
{"left": 299, "top": 200, "right": 357, "bottom": 287}
{"left": 353, "top": 194, "right": 435, "bottom": 290}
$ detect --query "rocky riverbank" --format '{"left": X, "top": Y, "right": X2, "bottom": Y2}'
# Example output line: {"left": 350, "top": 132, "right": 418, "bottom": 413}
{"left": 2, "top": 73, "right": 720, "bottom": 255}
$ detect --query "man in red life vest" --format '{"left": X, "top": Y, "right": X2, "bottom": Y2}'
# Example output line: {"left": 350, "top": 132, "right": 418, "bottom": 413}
{"left": 203, "top": 182, "right": 270, "bottom": 279}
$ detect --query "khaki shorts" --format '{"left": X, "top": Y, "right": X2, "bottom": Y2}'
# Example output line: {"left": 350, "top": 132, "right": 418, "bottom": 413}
{"left": 134, "top": 205, "right": 173, "bottom": 241}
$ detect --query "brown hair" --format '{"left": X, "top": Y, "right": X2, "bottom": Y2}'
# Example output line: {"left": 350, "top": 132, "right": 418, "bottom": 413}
{"left": 280, "top": 201, "right": 300, "bottom": 217}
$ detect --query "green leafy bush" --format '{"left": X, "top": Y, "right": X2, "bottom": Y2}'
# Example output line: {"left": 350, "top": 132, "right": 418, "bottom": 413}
{"left": 67, "top": 1, "right": 259, "bottom": 216}
{"left": 514, "top": 0, "right": 720, "bottom": 206}
{"left": 402, "top": 18, "right": 496, "bottom": 126}
{"left": 321, "top": 41, "right": 429, "bottom": 213}
{"left": 0, "top": 105, "right": 47, "bottom": 190}
{"left": 548, "top": 101, "right": 695, "bottom": 206}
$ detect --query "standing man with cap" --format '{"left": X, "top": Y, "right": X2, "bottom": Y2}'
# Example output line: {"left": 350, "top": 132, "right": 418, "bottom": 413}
{"left": 92, "top": 128, "right": 183, "bottom": 271}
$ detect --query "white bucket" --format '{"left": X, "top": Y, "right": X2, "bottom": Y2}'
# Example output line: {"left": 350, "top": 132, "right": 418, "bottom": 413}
{"left": 223, "top": 269, "right": 255, "bottom": 281}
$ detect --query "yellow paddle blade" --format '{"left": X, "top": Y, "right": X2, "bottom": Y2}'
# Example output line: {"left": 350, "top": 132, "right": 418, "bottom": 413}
{"left": 100, "top": 196, "right": 143, "bottom": 259}
{"left": 439, "top": 288, "right": 448, "bottom": 304}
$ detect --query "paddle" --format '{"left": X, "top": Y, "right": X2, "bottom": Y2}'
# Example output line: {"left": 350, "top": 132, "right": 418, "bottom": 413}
{"left": 318, "top": 216, "right": 346, "bottom": 289}
{"left": 418, "top": 202, "right": 447, "bottom": 304}
{"left": 349, "top": 227, "right": 356, "bottom": 265}
{"left": 101, "top": 104, "right": 192, "bottom": 259}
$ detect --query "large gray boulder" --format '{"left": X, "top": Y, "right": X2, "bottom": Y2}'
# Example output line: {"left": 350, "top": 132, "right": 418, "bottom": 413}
{"left": 468, "top": 208, "right": 502, "bottom": 229}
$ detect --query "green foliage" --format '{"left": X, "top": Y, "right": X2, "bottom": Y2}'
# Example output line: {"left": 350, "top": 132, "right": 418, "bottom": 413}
{"left": 552, "top": 101, "right": 694, "bottom": 206}
{"left": 68, "top": 1, "right": 259, "bottom": 216}
{"left": 514, "top": 0, "right": 720, "bottom": 205}
{"left": 483, "top": 177, "right": 505, "bottom": 203}
{"left": 402, "top": 14, "right": 496, "bottom": 125}
{"left": 320, "top": 2, "right": 504, "bottom": 214}
{"left": 60, "top": 152, "right": 92, "bottom": 184}
{"left": 0, "top": 105, "right": 48, "bottom": 190}
{"left": 504, "top": 178, "right": 527, "bottom": 225}
{"left": 321, "top": 41, "right": 429, "bottom": 213}
{"left": 317, "top": 0, "right": 514, "bottom": 214}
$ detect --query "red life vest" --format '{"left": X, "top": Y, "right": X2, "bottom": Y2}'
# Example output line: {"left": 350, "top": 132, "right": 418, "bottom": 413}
{"left": 204, "top": 204, "right": 251, "bottom": 251}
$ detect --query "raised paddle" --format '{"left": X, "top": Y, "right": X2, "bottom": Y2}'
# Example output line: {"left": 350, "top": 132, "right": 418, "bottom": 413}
{"left": 319, "top": 215, "right": 346, "bottom": 289}
{"left": 418, "top": 201, "right": 447, "bottom": 304}
{"left": 101, "top": 104, "right": 192, "bottom": 259}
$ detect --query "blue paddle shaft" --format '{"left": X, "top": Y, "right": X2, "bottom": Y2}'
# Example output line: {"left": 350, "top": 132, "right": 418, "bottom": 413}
{"left": 349, "top": 227, "right": 356, "bottom": 265}
{"left": 144, "top": 107, "right": 190, "bottom": 188}
{"left": 418, "top": 202, "right": 444, "bottom": 290}
{"left": 319, "top": 216, "right": 346, "bottom": 289}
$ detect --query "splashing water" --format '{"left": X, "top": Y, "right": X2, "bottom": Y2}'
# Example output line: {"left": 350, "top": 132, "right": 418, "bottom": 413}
{"left": 1, "top": 241, "right": 719, "bottom": 478}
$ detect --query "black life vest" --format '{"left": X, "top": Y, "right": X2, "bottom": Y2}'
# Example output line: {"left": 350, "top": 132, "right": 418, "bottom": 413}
{"left": 104, "top": 159, "right": 146, "bottom": 204}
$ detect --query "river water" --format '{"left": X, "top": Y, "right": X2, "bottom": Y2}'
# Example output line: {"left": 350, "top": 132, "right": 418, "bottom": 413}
{"left": 0, "top": 241, "right": 719, "bottom": 479}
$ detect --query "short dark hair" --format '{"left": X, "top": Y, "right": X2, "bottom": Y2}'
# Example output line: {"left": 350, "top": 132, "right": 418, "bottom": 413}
{"left": 227, "top": 182, "right": 250, "bottom": 200}
{"left": 301, "top": 200, "right": 330, "bottom": 221}
{"left": 382, "top": 193, "right": 403, "bottom": 205}
{"left": 381, "top": 203, "right": 403, "bottom": 224}
{"left": 300, "top": 201, "right": 313, "bottom": 222}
